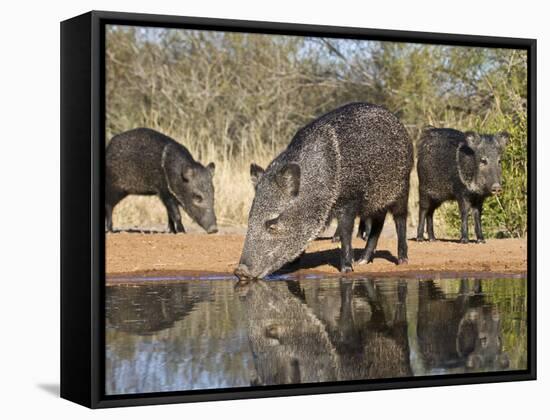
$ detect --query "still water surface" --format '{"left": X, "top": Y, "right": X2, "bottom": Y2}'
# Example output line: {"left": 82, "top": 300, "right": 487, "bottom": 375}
{"left": 105, "top": 276, "right": 527, "bottom": 395}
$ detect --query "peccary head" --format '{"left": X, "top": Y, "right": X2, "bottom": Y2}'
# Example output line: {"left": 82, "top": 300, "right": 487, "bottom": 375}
{"left": 163, "top": 152, "right": 218, "bottom": 233}
{"left": 457, "top": 306, "right": 510, "bottom": 371}
{"left": 235, "top": 162, "right": 313, "bottom": 279}
{"left": 457, "top": 132, "right": 509, "bottom": 196}
{"left": 182, "top": 163, "right": 218, "bottom": 233}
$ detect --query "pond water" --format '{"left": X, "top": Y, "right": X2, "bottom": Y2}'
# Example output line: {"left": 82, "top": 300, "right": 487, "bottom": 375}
{"left": 105, "top": 275, "right": 527, "bottom": 395}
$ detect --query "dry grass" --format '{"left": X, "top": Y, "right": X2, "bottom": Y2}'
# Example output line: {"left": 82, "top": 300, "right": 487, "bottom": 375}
{"left": 106, "top": 28, "right": 526, "bottom": 238}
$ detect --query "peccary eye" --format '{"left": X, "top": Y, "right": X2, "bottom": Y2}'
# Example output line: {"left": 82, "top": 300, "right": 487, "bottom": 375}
{"left": 192, "top": 194, "right": 203, "bottom": 204}
{"left": 480, "top": 158, "right": 488, "bottom": 165}
{"left": 265, "top": 218, "right": 280, "bottom": 233}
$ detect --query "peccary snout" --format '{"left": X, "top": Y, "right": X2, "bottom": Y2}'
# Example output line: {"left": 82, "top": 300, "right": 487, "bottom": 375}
{"left": 491, "top": 183, "right": 502, "bottom": 195}
{"left": 234, "top": 263, "right": 254, "bottom": 280}
{"left": 207, "top": 224, "right": 219, "bottom": 234}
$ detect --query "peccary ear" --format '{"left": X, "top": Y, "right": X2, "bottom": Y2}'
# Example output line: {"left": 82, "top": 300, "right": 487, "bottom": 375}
{"left": 456, "top": 144, "right": 476, "bottom": 187}
{"left": 182, "top": 167, "right": 195, "bottom": 183}
{"left": 494, "top": 132, "right": 510, "bottom": 152}
{"left": 464, "top": 131, "right": 482, "bottom": 149}
{"left": 276, "top": 163, "right": 301, "bottom": 197}
{"left": 250, "top": 163, "right": 265, "bottom": 189}
{"left": 206, "top": 162, "right": 216, "bottom": 177}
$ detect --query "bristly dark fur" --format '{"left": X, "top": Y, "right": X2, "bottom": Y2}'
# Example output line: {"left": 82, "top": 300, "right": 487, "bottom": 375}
{"left": 236, "top": 102, "right": 414, "bottom": 278}
{"left": 105, "top": 128, "right": 218, "bottom": 234}
{"left": 416, "top": 127, "right": 508, "bottom": 243}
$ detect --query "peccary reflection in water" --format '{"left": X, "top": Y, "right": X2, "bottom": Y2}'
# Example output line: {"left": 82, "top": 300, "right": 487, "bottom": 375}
{"left": 106, "top": 283, "right": 209, "bottom": 335}
{"left": 237, "top": 280, "right": 339, "bottom": 385}
{"left": 237, "top": 278, "right": 412, "bottom": 385}
{"left": 417, "top": 279, "right": 510, "bottom": 372}
{"left": 309, "top": 279, "right": 412, "bottom": 380}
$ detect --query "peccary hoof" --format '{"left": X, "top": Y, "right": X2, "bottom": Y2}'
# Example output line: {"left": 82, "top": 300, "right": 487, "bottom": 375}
{"left": 476, "top": 239, "right": 486, "bottom": 244}
{"left": 459, "top": 238, "right": 469, "bottom": 244}
{"left": 428, "top": 237, "right": 437, "bottom": 242}
{"left": 356, "top": 249, "right": 374, "bottom": 265}
{"left": 331, "top": 235, "right": 341, "bottom": 243}
{"left": 416, "top": 237, "right": 424, "bottom": 242}
{"left": 170, "top": 223, "right": 186, "bottom": 234}
{"left": 397, "top": 257, "right": 409, "bottom": 265}
{"left": 340, "top": 264, "right": 353, "bottom": 273}
{"left": 355, "top": 255, "right": 373, "bottom": 265}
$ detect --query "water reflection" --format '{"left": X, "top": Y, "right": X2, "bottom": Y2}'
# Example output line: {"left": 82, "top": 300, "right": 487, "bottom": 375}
{"left": 417, "top": 280, "right": 509, "bottom": 373}
{"left": 105, "top": 276, "right": 527, "bottom": 395}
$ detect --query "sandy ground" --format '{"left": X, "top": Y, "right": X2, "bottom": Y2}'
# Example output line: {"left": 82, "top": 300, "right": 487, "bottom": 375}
{"left": 106, "top": 228, "right": 527, "bottom": 281}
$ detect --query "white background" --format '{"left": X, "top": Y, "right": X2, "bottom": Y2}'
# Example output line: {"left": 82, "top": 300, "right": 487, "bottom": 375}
{"left": 0, "top": 0, "right": 546, "bottom": 417}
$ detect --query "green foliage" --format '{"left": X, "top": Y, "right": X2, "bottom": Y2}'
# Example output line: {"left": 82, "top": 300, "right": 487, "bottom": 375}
{"left": 440, "top": 49, "right": 527, "bottom": 238}
{"left": 482, "top": 278, "right": 528, "bottom": 369}
{"left": 106, "top": 26, "right": 528, "bottom": 232}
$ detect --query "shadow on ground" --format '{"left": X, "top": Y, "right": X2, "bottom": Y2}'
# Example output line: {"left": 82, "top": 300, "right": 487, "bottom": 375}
{"left": 276, "top": 247, "right": 399, "bottom": 274}
{"left": 37, "top": 383, "right": 59, "bottom": 397}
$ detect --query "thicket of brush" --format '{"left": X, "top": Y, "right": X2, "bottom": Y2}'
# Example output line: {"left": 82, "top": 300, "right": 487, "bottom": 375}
{"left": 106, "top": 26, "right": 527, "bottom": 237}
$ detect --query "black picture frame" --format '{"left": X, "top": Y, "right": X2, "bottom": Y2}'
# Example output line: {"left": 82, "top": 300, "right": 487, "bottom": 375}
{"left": 60, "top": 10, "right": 537, "bottom": 409}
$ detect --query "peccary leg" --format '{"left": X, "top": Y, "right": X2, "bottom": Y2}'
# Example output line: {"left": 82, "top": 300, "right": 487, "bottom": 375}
{"left": 105, "top": 204, "right": 114, "bottom": 232}
{"left": 160, "top": 194, "right": 185, "bottom": 233}
{"left": 394, "top": 214, "right": 409, "bottom": 264}
{"left": 417, "top": 207, "right": 427, "bottom": 241}
{"left": 426, "top": 205, "right": 437, "bottom": 242}
{"left": 105, "top": 188, "right": 127, "bottom": 232}
{"left": 331, "top": 224, "right": 341, "bottom": 243}
{"left": 471, "top": 200, "right": 485, "bottom": 243}
{"left": 337, "top": 208, "right": 356, "bottom": 273}
{"left": 356, "top": 214, "right": 385, "bottom": 265}
{"left": 458, "top": 199, "right": 471, "bottom": 243}
{"left": 357, "top": 218, "right": 371, "bottom": 240}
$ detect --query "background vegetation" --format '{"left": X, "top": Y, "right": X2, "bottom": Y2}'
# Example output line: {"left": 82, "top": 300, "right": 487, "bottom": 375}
{"left": 106, "top": 26, "right": 527, "bottom": 237}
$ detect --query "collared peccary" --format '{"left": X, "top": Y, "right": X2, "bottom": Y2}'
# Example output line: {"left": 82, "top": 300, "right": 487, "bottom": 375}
{"left": 105, "top": 128, "right": 218, "bottom": 234}
{"left": 416, "top": 128, "right": 508, "bottom": 243}
{"left": 235, "top": 103, "right": 413, "bottom": 279}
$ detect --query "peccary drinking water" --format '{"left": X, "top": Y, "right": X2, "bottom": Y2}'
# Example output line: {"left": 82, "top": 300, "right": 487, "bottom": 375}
{"left": 416, "top": 128, "right": 508, "bottom": 243}
{"left": 235, "top": 103, "right": 413, "bottom": 278}
{"left": 105, "top": 128, "right": 218, "bottom": 234}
